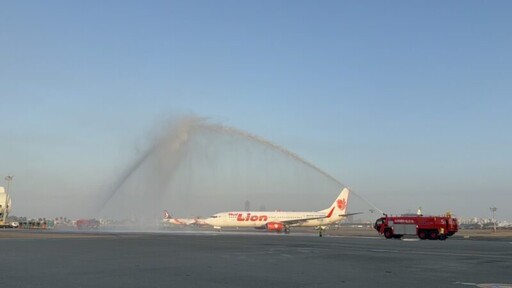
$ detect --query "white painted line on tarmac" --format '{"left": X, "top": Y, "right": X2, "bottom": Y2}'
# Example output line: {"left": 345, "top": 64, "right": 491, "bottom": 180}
{"left": 456, "top": 282, "right": 512, "bottom": 288}
{"left": 327, "top": 235, "right": 381, "bottom": 240}
{"left": 370, "top": 249, "right": 399, "bottom": 253}
{"left": 456, "top": 282, "right": 477, "bottom": 286}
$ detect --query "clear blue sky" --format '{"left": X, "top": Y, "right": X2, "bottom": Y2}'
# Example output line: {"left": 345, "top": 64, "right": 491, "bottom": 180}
{"left": 1, "top": 1, "right": 511, "bottom": 220}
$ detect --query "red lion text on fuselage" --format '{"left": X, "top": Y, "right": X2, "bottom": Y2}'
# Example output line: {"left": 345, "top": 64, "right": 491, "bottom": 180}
{"left": 236, "top": 213, "right": 269, "bottom": 222}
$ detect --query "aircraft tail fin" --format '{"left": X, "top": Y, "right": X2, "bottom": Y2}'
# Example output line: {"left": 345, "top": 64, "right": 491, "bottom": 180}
{"left": 320, "top": 187, "right": 350, "bottom": 216}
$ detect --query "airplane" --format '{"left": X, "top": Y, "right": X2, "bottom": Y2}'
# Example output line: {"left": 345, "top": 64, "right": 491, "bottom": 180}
{"left": 162, "top": 210, "right": 207, "bottom": 226}
{"left": 204, "top": 187, "right": 360, "bottom": 236}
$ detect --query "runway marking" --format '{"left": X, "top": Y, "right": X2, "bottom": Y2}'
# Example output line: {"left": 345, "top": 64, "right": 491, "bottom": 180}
{"left": 456, "top": 281, "right": 478, "bottom": 286}
{"left": 370, "top": 249, "right": 399, "bottom": 253}
{"left": 326, "top": 235, "right": 381, "bottom": 240}
{"left": 397, "top": 249, "right": 512, "bottom": 260}
{"left": 456, "top": 282, "right": 512, "bottom": 288}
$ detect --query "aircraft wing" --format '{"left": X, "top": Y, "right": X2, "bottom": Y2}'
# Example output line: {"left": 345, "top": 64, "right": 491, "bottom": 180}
{"left": 338, "top": 212, "right": 363, "bottom": 217}
{"left": 280, "top": 207, "right": 337, "bottom": 226}
{"left": 280, "top": 212, "right": 364, "bottom": 226}
{"left": 280, "top": 216, "right": 329, "bottom": 226}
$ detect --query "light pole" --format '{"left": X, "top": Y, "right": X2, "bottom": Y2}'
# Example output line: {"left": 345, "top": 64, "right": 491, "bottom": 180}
{"left": 3, "top": 176, "right": 13, "bottom": 225}
{"left": 489, "top": 206, "right": 497, "bottom": 233}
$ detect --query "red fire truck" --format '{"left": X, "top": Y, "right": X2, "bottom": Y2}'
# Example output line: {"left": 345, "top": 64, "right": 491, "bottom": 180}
{"left": 374, "top": 214, "right": 458, "bottom": 240}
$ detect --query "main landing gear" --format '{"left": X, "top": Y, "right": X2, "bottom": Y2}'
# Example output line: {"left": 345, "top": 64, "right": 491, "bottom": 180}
{"left": 317, "top": 226, "right": 328, "bottom": 237}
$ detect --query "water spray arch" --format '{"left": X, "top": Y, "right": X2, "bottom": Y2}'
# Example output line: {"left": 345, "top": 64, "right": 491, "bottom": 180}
{"left": 99, "top": 117, "right": 348, "bottom": 221}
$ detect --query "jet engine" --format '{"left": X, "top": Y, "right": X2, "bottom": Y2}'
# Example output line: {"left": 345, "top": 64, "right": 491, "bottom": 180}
{"left": 266, "top": 222, "right": 284, "bottom": 232}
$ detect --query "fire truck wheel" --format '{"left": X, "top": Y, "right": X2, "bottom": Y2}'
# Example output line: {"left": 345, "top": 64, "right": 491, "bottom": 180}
{"left": 418, "top": 230, "right": 427, "bottom": 240}
{"left": 428, "top": 231, "right": 438, "bottom": 240}
{"left": 384, "top": 229, "right": 393, "bottom": 239}
{"left": 439, "top": 234, "right": 447, "bottom": 241}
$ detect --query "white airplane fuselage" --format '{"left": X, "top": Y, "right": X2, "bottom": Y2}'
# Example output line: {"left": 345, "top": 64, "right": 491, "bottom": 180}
{"left": 206, "top": 211, "right": 340, "bottom": 228}
{"left": 162, "top": 210, "right": 207, "bottom": 226}
{"left": 205, "top": 188, "right": 351, "bottom": 231}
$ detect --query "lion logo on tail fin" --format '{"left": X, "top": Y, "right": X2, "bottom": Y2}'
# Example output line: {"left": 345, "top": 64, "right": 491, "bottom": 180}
{"left": 337, "top": 199, "right": 346, "bottom": 210}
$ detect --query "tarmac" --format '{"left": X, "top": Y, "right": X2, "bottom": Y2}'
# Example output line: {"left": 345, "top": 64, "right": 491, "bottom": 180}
{"left": 0, "top": 229, "right": 511, "bottom": 288}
